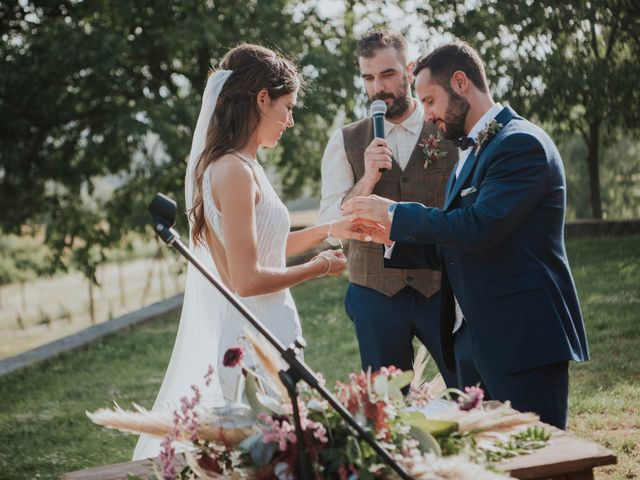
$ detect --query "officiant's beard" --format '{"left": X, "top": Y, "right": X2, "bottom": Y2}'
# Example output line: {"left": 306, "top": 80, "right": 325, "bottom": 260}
{"left": 371, "top": 78, "right": 411, "bottom": 120}
{"left": 439, "top": 90, "right": 470, "bottom": 141}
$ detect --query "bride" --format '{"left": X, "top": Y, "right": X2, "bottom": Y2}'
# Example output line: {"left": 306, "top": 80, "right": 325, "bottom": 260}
{"left": 133, "top": 44, "right": 369, "bottom": 460}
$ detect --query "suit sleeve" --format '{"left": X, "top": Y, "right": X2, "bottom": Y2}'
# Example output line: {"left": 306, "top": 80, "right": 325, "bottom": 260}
{"left": 390, "top": 132, "right": 549, "bottom": 251}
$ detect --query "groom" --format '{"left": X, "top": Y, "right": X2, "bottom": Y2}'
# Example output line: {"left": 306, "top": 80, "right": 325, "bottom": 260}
{"left": 343, "top": 41, "right": 589, "bottom": 429}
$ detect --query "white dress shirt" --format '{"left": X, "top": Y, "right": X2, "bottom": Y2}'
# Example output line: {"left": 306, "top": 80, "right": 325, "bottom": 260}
{"left": 451, "top": 103, "right": 502, "bottom": 333}
{"left": 318, "top": 100, "right": 425, "bottom": 227}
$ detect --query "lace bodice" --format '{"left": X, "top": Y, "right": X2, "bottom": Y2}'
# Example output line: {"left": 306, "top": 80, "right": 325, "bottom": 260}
{"left": 202, "top": 152, "right": 291, "bottom": 269}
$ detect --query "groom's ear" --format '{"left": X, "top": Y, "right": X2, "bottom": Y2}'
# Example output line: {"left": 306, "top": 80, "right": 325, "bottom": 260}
{"left": 450, "top": 70, "right": 469, "bottom": 94}
{"left": 406, "top": 61, "right": 416, "bottom": 82}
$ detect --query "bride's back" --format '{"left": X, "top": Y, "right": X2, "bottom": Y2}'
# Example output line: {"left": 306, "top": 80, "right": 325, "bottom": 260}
{"left": 202, "top": 152, "right": 291, "bottom": 295}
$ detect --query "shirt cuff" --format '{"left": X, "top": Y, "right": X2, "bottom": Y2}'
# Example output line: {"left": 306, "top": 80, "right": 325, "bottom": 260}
{"left": 383, "top": 242, "right": 396, "bottom": 259}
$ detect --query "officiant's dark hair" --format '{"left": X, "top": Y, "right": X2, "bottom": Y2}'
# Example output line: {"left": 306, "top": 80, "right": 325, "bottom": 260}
{"left": 414, "top": 41, "right": 489, "bottom": 93}
{"left": 190, "top": 43, "right": 301, "bottom": 246}
{"left": 357, "top": 28, "right": 408, "bottom": 63}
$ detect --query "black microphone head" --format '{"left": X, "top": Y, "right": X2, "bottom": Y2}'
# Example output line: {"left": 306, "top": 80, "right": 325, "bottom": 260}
{"left": 149, "top": 193, "right": 177, "bottom": 228}
{"left": 370, "top": 99, "right": 387, "bottom": 117}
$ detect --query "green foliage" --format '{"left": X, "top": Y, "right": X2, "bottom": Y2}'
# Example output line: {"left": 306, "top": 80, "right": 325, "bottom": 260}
{"left": 481, "top": 426, "right": 551, "bottom": 463}
{"left": 0, "top": 0, "right": 366, "bottom": 278}
{"left": 0, "top": 231, "right": 161, "bottom": 285}
{"left": 562, "top": 129, "right": 640, "bottom": 219}
{"left": 413, "top": 0, "right": 640, "bottom": 218}
{"left": 0, "top": 233, "right": 52, "bottom": 284}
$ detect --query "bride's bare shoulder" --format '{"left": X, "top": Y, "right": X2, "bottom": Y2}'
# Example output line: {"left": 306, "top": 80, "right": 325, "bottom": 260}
{"left": 208, "top": 153, "right": 254, "bottom": 186}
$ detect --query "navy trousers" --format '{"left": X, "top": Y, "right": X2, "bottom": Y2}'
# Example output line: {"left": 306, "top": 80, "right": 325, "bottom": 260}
{"left": 454, "top": 322, "right": 569, "bottom": 429}
{"left": 344, "top": 283, "right": 457, "bottom": 388}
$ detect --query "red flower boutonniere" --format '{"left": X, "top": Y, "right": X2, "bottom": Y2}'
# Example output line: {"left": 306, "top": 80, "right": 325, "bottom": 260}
{"left": 419, "top": 132, "right": 447, "bottom": 169}
{"left": 476, "top": 119, "right": 503, "bottom": 155}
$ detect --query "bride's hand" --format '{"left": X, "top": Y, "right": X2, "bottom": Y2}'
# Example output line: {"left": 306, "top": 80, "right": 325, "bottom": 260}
{"left": 351, "top": 218, "right": 392, "bottom": 246}
{"left": 310, "top": 249, "right": 346, "bottom": 277}
{"left": 327, "top": 217, "right": 378, "bottom": 242}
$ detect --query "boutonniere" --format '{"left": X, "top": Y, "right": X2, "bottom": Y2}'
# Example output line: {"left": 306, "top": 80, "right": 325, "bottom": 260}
{"left": 419, "top": 132, "right": 447, "bottom": 169}
{"left": 476, "top": 119, "right": 503, "bottom": 154}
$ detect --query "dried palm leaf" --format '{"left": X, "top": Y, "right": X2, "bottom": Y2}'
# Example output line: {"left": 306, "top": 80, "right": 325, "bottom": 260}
{"left": 431, "top": 403, "right": 539, "bottom": 434}
{"left": 242, "top": 328, "right": 287, "bottom": 399}
{"left": 410, "top": 345, "right": 429, "bottom": 390}
{"left": 397, "top": 452, "right": 513, "bottom": 480}
{"left": 429, "top": 373, "right": 447, "bottom": 398}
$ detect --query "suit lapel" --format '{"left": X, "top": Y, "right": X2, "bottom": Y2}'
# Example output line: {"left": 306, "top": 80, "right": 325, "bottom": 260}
{"left": 443, "top": 106, "right": 519, "bottom": 210}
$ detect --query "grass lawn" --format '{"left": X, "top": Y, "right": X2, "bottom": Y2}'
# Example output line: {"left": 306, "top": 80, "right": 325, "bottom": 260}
{"left": 0, "top": 235, "right": 638, "bottom": 479}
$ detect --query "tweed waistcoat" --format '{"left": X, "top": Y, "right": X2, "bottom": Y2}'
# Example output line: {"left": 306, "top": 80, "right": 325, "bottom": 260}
{"left": 342, "top": 117, "right": 458, "bottom": 297}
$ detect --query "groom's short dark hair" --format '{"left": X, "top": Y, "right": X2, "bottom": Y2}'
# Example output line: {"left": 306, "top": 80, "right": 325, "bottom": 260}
{"left": 357, "top": 28, "right": 408, "bottom": 63}
{"left": 414, "top": 41, "right": 489, "bottom": 93}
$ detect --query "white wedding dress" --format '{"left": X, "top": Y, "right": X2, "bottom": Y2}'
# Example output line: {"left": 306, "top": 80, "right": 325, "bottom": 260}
{"left": 201, "top": 153, "right": 303, "bottom": 398}
{"left": 132, "top": 153, "right": 302, "bottom": 460}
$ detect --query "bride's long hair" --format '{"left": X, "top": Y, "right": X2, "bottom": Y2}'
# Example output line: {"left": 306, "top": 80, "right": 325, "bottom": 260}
{"left": 189, "top": 44, "right": 299, "bottom": 245}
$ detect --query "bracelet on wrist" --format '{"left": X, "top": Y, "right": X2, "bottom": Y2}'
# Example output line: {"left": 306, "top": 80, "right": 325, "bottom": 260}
{"left": 311, "top": 254, "right": 332, "bottom": 277}
{"left": 327, "top": 220, "right": 344, "bottom": 249}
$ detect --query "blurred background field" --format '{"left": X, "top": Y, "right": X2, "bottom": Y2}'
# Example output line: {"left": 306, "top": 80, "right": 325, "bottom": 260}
{"left": 0, "top": 210, "right": 316, "bottom": 359}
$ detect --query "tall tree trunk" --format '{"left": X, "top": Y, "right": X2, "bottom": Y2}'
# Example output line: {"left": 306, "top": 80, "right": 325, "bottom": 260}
{"left": 586, "top": 120, "right": 603, "bottom": 219}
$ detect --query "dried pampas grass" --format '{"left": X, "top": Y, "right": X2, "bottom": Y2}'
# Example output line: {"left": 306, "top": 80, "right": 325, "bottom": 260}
{"left": 86, "top": 403, "right": 255, "bottom": 446}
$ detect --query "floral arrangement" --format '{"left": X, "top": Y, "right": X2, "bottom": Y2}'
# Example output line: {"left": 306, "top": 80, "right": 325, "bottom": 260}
{"left": 88, "top": 331, "right": 550, "bottom": 480}
{"left": 476, "top": 119, "right": 503, "bottom": 155}
{"left": 419, "top": 132, "right": 448, "bottom": 169}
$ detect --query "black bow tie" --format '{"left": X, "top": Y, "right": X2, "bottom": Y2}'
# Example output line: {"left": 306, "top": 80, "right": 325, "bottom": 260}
{"left": 453, "top": 137, "right": 477, "bottom": 150}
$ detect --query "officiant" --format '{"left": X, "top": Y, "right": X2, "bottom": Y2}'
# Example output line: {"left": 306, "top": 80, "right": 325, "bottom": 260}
{"left": 318, "top": 28, "right": 458, "bottom": 387}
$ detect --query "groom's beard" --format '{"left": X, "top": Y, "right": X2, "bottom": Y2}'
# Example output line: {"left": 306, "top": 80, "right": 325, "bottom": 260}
{"left": 371, "top": 77, "right": 412, "bottom": 120}
{"left": 438, "top": 90, "right": 470, "bottom": 141}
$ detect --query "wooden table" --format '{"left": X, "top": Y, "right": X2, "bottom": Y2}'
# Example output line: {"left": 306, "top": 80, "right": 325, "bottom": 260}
{"left": 62, "top": 429, "right": 616, "bottom": 480}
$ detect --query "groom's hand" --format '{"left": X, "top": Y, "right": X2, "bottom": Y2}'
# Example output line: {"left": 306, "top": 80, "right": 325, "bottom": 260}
{"left": 351, "top": 218, "right": 391, "bottom": 245}
{"left": 342, "top": 195, "right": 394, "bottom": 233}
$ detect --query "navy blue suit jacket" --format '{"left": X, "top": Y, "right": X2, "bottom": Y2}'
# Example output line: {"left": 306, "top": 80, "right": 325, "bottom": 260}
{"left": 386, "top": 106, "right": 589, "bottom": 374}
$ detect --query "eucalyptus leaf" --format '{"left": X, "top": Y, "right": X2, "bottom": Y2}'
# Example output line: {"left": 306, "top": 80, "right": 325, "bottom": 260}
{"left": 409, "top": 426, "right": 442, "bottom": 456}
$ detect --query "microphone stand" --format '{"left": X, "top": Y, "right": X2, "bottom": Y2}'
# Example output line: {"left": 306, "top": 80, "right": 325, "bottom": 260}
{"left": 149, "top": 193, "right": 412, "bottom": 480}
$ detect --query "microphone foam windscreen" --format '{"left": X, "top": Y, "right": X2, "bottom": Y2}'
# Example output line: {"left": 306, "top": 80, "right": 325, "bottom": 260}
{"left": 370, "top": 99, "right": 387, "bottom": 116}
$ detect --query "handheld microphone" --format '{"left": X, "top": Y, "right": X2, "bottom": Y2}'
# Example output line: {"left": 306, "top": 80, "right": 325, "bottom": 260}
{"left": 370, "top": 100, "right": 388, "bottom": 172}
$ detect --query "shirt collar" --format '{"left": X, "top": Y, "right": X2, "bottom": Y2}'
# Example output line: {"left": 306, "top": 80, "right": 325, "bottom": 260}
{"left": 383, "top": 99, "right": 424, "bottom": 136}
{"left": 467, "top": 103, "right": 503, "bottom": 141}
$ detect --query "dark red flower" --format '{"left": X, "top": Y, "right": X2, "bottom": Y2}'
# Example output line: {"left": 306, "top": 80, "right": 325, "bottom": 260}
{"left": 223, "top": 346, "right": 244, "bottom": 368}
{"left": 197, "top": 451, "right": 223, "bottom": 474}
{"left": 458, "top": 385, "right": 484, "bottom": 411}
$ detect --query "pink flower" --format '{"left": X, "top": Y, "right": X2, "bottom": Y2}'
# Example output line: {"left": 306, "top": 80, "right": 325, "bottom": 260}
{"left": 458, "top": 385, "right": 485, "bottom": 411}
{"left": 159, "top": 434, "right": 176, "bottom": 479}
{"left": 223, "top": 346, "right": 244, "bottom": 367}
{"left": 260, "top": 415, "right": 297, "bottom": 451}
{"left": 204, "top": 364, "right": 215, "bottom": 386}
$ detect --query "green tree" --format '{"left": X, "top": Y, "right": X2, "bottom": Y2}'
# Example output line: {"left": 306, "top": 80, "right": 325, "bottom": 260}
{"left": 0, "top": 0, "right": 363, "bottom": 278}
{"left": 415, "top": 0, "right": 640, "bottom": 218}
